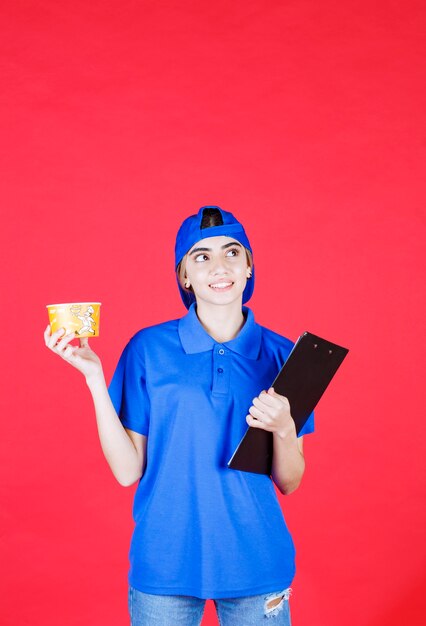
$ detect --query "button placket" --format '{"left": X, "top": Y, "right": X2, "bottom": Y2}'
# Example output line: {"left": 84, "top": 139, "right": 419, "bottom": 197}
{"left": 212, "top": 345, "right": 230, "bottom": 395}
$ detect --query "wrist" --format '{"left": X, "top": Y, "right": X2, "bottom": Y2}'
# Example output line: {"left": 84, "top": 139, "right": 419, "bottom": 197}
{"left": 85, "top": 369, "right": 105, "bottom": 389}
{"left": 274, "top": 422, "right": 297, "bottom": 442}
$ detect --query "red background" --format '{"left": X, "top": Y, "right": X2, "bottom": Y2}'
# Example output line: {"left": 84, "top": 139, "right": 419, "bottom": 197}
{"left": 1, "top": 1, "right": 425, "bottom": 624}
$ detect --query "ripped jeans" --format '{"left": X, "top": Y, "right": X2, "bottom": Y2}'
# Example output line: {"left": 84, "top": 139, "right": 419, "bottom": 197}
{"left": 128, "top": 585, "right": 292, "bottom": 625}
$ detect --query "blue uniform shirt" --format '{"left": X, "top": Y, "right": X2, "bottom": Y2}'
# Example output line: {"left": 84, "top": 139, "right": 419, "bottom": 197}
{"left": 108, "top": 302, "right": 314, "bottom": 599}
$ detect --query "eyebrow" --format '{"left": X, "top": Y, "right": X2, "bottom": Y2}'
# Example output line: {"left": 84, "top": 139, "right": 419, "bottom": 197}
{"left": 188, "top": 241, "right": 242, "bottom": 256}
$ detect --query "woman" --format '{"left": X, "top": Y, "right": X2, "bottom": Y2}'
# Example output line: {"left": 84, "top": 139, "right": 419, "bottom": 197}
{"left": 44, "top": 205, "right": 314, "bottom": 625}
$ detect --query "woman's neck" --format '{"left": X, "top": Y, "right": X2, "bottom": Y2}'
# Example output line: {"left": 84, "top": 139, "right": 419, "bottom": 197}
{"left": 194, "top": 300, "right": 246, "bottom": 343}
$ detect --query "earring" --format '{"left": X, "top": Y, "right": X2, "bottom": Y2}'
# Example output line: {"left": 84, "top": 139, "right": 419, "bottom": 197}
{"left": 185, "top": 280, "right": 191, "bottom": 288}
{"left": 247, "top": 269, "right": 252, "bottom": 278}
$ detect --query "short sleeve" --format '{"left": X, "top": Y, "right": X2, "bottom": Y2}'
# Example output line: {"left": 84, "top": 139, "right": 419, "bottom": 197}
{"left": 297, "top": 409, "right": 315, "bottom": 437}
{"left": 107, "top": 338, "right": 150, "bottom": 436}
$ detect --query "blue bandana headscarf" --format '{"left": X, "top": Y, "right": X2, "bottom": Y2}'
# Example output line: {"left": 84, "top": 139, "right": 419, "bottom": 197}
{"left": 174, "top": 205, "right": 255, "bottom": 309}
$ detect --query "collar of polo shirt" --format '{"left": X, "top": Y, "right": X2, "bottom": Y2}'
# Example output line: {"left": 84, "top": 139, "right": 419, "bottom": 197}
{"left": 178, "top": 302, "right": 262, "bottom": 359}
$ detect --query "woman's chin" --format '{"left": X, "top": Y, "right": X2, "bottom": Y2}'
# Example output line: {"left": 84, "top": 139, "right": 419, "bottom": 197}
{"left": 196, "top": 287, "right": 245, "bottom": 306}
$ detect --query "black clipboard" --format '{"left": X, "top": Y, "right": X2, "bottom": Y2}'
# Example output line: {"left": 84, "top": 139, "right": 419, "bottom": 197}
{"left": 227, "top": 331, "right": 349, "bottom": 475}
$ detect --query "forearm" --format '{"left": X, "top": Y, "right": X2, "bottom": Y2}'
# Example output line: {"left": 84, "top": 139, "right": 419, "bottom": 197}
{"left": 86, "top": 372, "right": 143, "bottom": 486}
{"left": 271, "top": 429, "right": 305, "bottom": 495}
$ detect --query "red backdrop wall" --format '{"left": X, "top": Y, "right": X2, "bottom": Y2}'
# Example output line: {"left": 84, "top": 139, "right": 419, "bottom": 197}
{"left": 1, "top": 1, "right": 425, "bottom": 624}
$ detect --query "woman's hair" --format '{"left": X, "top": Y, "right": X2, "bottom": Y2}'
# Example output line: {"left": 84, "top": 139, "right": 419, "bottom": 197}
{"left": 200, "top": 207, "right": 224, "bottom": 229}
{"left": 176, "top": 208, "right": 253, "bottom": 295}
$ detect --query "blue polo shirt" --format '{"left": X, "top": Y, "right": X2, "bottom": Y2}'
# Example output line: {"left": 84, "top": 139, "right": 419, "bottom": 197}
{"left": 108, "top": 302, "right": 314, "bottom": 599}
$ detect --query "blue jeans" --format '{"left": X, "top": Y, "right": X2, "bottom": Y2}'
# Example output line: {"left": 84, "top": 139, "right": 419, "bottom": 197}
{"left": 128, "top": 585, "right": 292, "bottom": 625}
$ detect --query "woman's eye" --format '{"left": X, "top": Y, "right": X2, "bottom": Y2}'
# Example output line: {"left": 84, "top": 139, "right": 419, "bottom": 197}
{"left": 226, "top": 248, "right": 239, "bottom": 257}
{"left": 194, "top": 254, "right": 209, "bottom": 263}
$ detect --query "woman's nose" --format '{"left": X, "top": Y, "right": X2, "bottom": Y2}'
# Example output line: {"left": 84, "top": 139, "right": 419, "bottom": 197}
{"left": 210, "top": 257, "right": 228, "bottom": 274}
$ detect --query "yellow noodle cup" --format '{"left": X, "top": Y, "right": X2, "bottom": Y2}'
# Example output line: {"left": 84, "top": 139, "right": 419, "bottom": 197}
{"left": 46, "top": 302, "right": 101, "bottom": 338}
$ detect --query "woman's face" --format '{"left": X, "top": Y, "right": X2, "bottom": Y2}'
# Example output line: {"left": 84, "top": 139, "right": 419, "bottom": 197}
{"left": 183, "top": 235, "right": 251, "bottom": 308}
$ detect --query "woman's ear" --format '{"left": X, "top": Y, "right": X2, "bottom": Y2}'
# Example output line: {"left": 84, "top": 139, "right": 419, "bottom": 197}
{"left": 183, "top": 270, "right": 190, "bottom": 288}
{"left": 244, "top": 249, "right": 253, "bottom": 279}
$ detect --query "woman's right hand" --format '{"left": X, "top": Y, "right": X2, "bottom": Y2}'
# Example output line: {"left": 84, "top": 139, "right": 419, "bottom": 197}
{"left": 44, "top": 325, "right": 103, "bottom": 382}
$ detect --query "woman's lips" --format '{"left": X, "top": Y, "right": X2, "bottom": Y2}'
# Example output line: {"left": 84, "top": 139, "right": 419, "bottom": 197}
{"left": 209, "top": 281, "right": 234, "bottom": 291}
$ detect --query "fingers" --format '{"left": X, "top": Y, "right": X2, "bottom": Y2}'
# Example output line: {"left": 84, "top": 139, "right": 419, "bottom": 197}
{"left": 253, "top": 393, "right": 275, "bottom": 409}
{"left": 249, "top": 391, "right": 288, "bottom": 426}
{"left": 56, "top": 332, "right": 76, "bottom": 353}
{"left": 246, "top": 413, "right": 268, "bottom": 429}
{"left": 79, "top": 337, "right": 89, "bottom": 348}
{"left": 249, "top": 393, "right": 274, "bottom": 423}
{"left": 248, "top": 402, "right": 262, "bottom": 420}
{"left": 248, "top": 404, "right": 269, "bottom": 423}
{"left": 62, "top": 343, "right": 77, "bottom": 360}
{"left": 45, "top": 326, "right": 65, "bottom": 348}
{"left": 253, "top": 390, "right": 289, "bottom": 410}
{"left": 252, "top": 395, "right": 278, "bottom": 415}
{"left": 44, "top": 326, "right": 76, "bottom": 358}
{"left": 268, "top": 388, "right": 291, "bottom": 407}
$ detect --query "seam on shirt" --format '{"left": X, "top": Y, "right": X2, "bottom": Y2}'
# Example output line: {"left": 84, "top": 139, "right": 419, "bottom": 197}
{"left": 129, "top": 579, "right": 295, "bottom": 599}
{"left": 131, "top": 401, "right": 181, "bottom": 522}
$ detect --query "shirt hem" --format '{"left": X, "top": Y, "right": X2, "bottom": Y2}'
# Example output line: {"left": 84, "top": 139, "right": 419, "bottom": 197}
{"left": 120, "top": 418, "right": 148, "bottom": 436}
{"left": 128, "top": 576, "right": 295, "bottom": 599}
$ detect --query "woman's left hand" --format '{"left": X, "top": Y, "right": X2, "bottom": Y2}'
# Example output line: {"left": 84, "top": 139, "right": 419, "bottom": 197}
{"left": 246, "top": 387, "right": 296, "bottom": 439}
